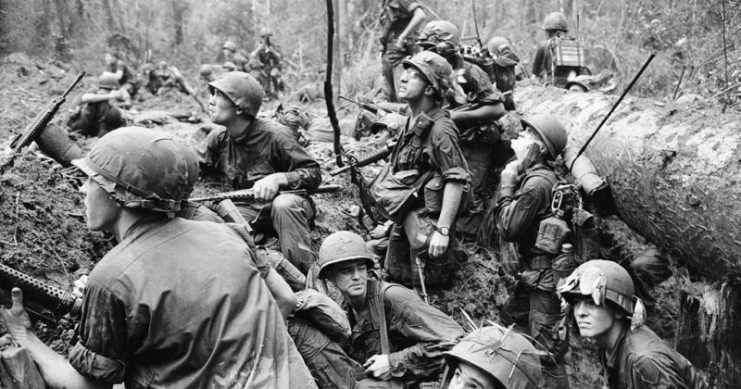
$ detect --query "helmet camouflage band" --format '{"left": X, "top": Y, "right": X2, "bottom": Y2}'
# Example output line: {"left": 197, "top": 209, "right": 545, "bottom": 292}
{"left": 72, "top": 127, "right": 198, "bottom": 214}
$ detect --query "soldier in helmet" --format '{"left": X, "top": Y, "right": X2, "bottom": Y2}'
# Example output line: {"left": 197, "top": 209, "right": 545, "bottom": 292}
{"left": 486, "top": 36, "right": 521, "bottom": 111}
{"left": 559, "top": 260, "right": 707, "bottom": 389}
{"left": 67, "top": 72, "right": 127, "bottom": 138}
{"left": 0, "top": 127, "right": 315, "bottom": 388}
{"left": 221, "top": 40, "right": 248, "bottom": 71}
{"left": 417, "top": 20, "right": 508, "bottom": 235}
{"left": 369, "top": 51, "right": 473, "bottom": 289}
{"left": 251, "top": 28, "right": 284, "bottom": 98}
{"left": 318, "top": 231, "right": 464, "bottom": 388}
{"left": 531, "top": 12, "right": 590, "bottom": 88}
{"left": 197, "top": 71, "right": 322, "bottom": 275}
{"left": 379, "top": 0, "right": 428, "bottom": 102}
{"left": 442, "top": 325, "right": 543, "bottom": 389}
{"left": 493, "top": 115, "right": 570, "bottom": 388}
{"left": 104, "top": 51, "right": 139, "bottom": 100}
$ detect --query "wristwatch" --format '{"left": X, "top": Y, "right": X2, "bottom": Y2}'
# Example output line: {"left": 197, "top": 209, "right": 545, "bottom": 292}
{"left": 435, "top": 226, "right": 450, "bottom": 236}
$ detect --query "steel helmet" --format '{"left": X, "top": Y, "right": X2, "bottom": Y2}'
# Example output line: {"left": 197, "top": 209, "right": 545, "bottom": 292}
{"left": 199, "top": 64, "right": 214, "bottom": 77}
{"left": 222, "top": 40, "right": 238, "bottom": 52}
{"left": 318, "top": 231, "right": 375, "bottom": 279}
{"left": 402, "top": 51, "right": 452, "bottom": 93}
{"left": 259, "top": 28, "right": 273, "bottom": 37}
{"left": 72, "top": 127, "right": 198, "bottom": 213}
{"left": 370, "top": 112, "right": 406, "bottom": 135}
{"left": 98, "top": 72, "right": 120, "bottom": 90}
{"left": 542, "top": 12, "right": 568, "bottom": 32}
{"left": 558, "top": 259, "right": 636, "bottom": 315}
{"left": 444, "top": 325, "right": 542, "bottom": 389}
{"left": 521, "top": 114, "right": 568, "bottom": 159}
{"left": 209, "top": 71, "right": 264, "bottom": 118}
{"left": 419, "top": 20, "right": 460, "bottom": 47}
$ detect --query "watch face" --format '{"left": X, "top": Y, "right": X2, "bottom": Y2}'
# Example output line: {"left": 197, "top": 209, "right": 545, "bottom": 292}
{"left": 439, "top": 227, "right": 449, "bottom": 235}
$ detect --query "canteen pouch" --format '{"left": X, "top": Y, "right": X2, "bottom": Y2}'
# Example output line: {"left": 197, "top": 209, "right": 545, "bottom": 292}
{"left": 534, "top": 215, "right": 571, "bottom": 254}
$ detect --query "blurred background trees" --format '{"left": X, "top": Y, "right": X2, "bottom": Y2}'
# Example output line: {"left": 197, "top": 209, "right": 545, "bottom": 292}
{"left": 0, "top": 0, "right": 739, "bottom": 99}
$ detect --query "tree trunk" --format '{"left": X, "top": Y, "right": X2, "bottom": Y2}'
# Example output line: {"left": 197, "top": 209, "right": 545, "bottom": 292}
{"left": 516, "top": 86, "right": 741, "bottom": 280}
{"left": 171, "top": 0, "right": 186, "bottom": 46}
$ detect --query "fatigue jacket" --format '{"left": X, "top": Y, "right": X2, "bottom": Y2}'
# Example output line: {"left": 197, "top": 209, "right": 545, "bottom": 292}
{"left": 198, "top": 118, "right": 321, "bottom": 191}
{"left": 603, "top": 326, "right": 707, "bottom": 389}
{"left": 345, "top": 279, "right": 464, "bottom": 384}
{"left": 68, "top": 216, "right": 314, "bottom": 388}
{"left": 380, "top": 0, "right": 423, "bottom": 49}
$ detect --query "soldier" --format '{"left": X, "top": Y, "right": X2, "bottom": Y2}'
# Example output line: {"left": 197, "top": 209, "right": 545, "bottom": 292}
{"left": 531, "top": 12, "right": 590, "bottom": 88}
{"left": 221, "top": 40, "right": 248, "bottom": 71}
{"left": 104, "top": 51, "right": 138, "bottom": 100}
{"left": 0, "top": 127, "right": 315, "bottom": 388}
{"left": 251, "top": 28, "right": 284, "bottom": 98}
{"left": 559, "top": 260, "right": 707, "bottom": 389}
{"left": 197, "top": 71, "right": 321, "bottom": 275}
{"left": 494, "top": 115, "right": 570, "bottom": 388}
{"left": 317, "top": 231, "right": 465, "bottom": 388}
{"left": 67, "top": 72, "right": 127, "bottom": 138}
{"left": 379, "top": 0, "right": 428, "bottom": 102}
{"left": 486, "top": 36, "right": 521, "bottom": 111}
{"left": 369, "top": 51, "right": 472, "bottom": 289}
{"left": 417, "top": 20, "right": 508, "bottom": 235}
{"left": 442, "top": 325, "right": 543, "bottom": 389}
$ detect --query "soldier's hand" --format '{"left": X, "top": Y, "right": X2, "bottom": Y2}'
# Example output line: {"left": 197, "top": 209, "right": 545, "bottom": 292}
{"left": 428, "top": 231, "right": 449, "bottom": 258}
{"left": 0, "top": 288, "right": 33, "bottom": 342}
{"left": 500, "top": 160, "right": 521, "bottom": 187}
{"left": 252, "top": 174, "right": 286, "bottom": 202}
{"left": 364, "top": 354, "right": 392, "bottom": 380}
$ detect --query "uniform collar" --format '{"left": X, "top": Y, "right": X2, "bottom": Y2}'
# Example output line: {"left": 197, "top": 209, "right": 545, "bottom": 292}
{"left": 604, "top": 325, "right": 628, "bottom": 369}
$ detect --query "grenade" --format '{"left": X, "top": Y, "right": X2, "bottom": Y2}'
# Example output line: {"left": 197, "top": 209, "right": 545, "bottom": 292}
{"left": 553, "top": 243, "right": 578, "bottom": 287}
{"left": 535, "top": 210, "right": 571, "bottom": 254}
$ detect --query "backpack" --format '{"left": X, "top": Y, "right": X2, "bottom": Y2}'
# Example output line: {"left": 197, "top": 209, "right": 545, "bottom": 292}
{"left": 549, "top": 35, "right": 585, "bottom": 69}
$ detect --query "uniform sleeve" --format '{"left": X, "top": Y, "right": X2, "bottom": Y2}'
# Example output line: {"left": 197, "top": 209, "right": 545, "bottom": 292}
{"left": 496, "top": 176, "right": 550, "bottom": 241}
{"left": 468, "top": 65, "right": 502, "bottom": 103}
{"left": 429, "top": 123, "right": 471, "bottom": 184}
{"left": 67, "top": 282, "right": 130, "bottom": 384}
{"left": 196, "top": 127, "right": 225, "bottom": 168}
{"left": 393, "top": 0, "right": 422, "bottom": 15}
{"left": 272, "top": 131, "right": 322, "bottom": 190}
{"left": 629, "top": 354, "right": 691, "bottom": 389}
{"left": 531, "top": 42, "right": 550, "bottom": 78}
{"left": 385, "top": 287, "right": 464, "bottom": 379}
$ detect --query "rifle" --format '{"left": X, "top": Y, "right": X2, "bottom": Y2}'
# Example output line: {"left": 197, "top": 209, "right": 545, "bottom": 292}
{"left": 188, "top": 184, "right": 342, "bottom": 202}
{"left": 0, "top": 263, "right": 81, "bottom": 325}
{"left": 415, "top": 253, "right": 429, "bottom": 304}
{"left": 338, "top": 95, "right": 389, "bottom": 115}
{"left": 330, "top": 139, "right": 397, "bottom": 176}
{"left": 3, "top": 72, "right": 86, "bottom": 171}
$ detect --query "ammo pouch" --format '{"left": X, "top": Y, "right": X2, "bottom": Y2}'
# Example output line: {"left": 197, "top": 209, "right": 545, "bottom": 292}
{"left": 534, "top": 215, "right": 571, "bottom": 254}
{"left": 423, "top": 174, "right": 444, "bottom": 216}
{"left": 369, "top": 166, "right": 433, "bottom": 224}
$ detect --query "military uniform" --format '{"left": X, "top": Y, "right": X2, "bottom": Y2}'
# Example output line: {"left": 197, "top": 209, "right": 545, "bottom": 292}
{"left": 106, "top": 58, "right": 139, "bottom": 97}
{"left": 380, "top": 0, "right": 424, "bottom": 101}
{"left": 495, "top": 163, "right": 569, "bottom": 388}
{"left": 447, "top": 54, "right": 507, "bottom": 220}
{"left": 603, "top": 322, "right": 707, "bottom": 388}
{"left": 346, "top": 278, "right": 464, "bottom": 387}
{"left": 69, "top": 216, "right": 314, "bottom": 388}
{"left": 67, "top": 88, "right": 125, "bottom": 138}
{"left": 375, "top": 106, "right": 471, "bottom": 287}
{"left": 531, "top": 38, "right": 589, "bottom": 88}
{"left": 197, "top": 119, "right": 321, "bottom": 274}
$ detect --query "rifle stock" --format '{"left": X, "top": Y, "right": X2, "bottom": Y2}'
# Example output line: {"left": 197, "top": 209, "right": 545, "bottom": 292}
{"left": 189, "top": 184, "right": 342, "bottom": 202}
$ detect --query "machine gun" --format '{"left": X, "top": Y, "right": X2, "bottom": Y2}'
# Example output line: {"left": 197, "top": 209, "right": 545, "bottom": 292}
{"left": 188, "top": 184, "right": 342, "bottom": 202}
{"left": 0, "top": 263, "right": 81, "bottom": 325}
{"left": 2, "top": 72, "right": 86, "bottom": 172}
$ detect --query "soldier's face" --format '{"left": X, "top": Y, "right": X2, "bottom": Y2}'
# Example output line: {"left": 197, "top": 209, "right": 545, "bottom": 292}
{"left": 448, "top": 360, "right": 498, "bottom": 389}
{"left": 80, "top": 178, "right": 120, "bottom": 233}
{"left": 329, "top": 260, "right": 368, "bottom": 299}
{"left": 398, "top": 67, "right": 430, "bottom": 101}
{"left": 510, "top": 129, "right": 541, "bottom": 161}
{"left": 573, "top": 297, "right": 618, "bottom": 339}
{"left": 209, "top": 90, "right": 238, "bottom": 125}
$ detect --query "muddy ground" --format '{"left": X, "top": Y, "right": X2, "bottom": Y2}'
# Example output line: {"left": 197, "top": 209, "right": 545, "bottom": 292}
{"left": 0, "top": 54, "right": 698, "bottom": 387}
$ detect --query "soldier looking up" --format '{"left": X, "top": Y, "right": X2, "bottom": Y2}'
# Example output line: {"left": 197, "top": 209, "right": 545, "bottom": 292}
{"left": 494, "top": 115, "right": 570, "bottom": 388}
{"left": 379, "top": 0, "right": 428, "bottom": 102}
{"left": 197, "top": 71, "right": 322, "bottom": 275}
{"left": 442, "top": 325, "right": 543, "bottom": 389}
{"left": 318, "top": 231, "right": 464, "bottom": 388}
{"left": 559, "top": 260, "right": 707, "bottom": 389}
{"left": 0, "top": 127, "right": 314, "bottom": 388}
{"left": 369, "top": 51, "right": 472, "bottom": 289}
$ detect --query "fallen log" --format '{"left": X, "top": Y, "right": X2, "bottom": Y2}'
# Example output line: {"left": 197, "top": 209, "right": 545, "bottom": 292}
{"left": 516, "top": 86, "right": 741, "bottom": 280}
